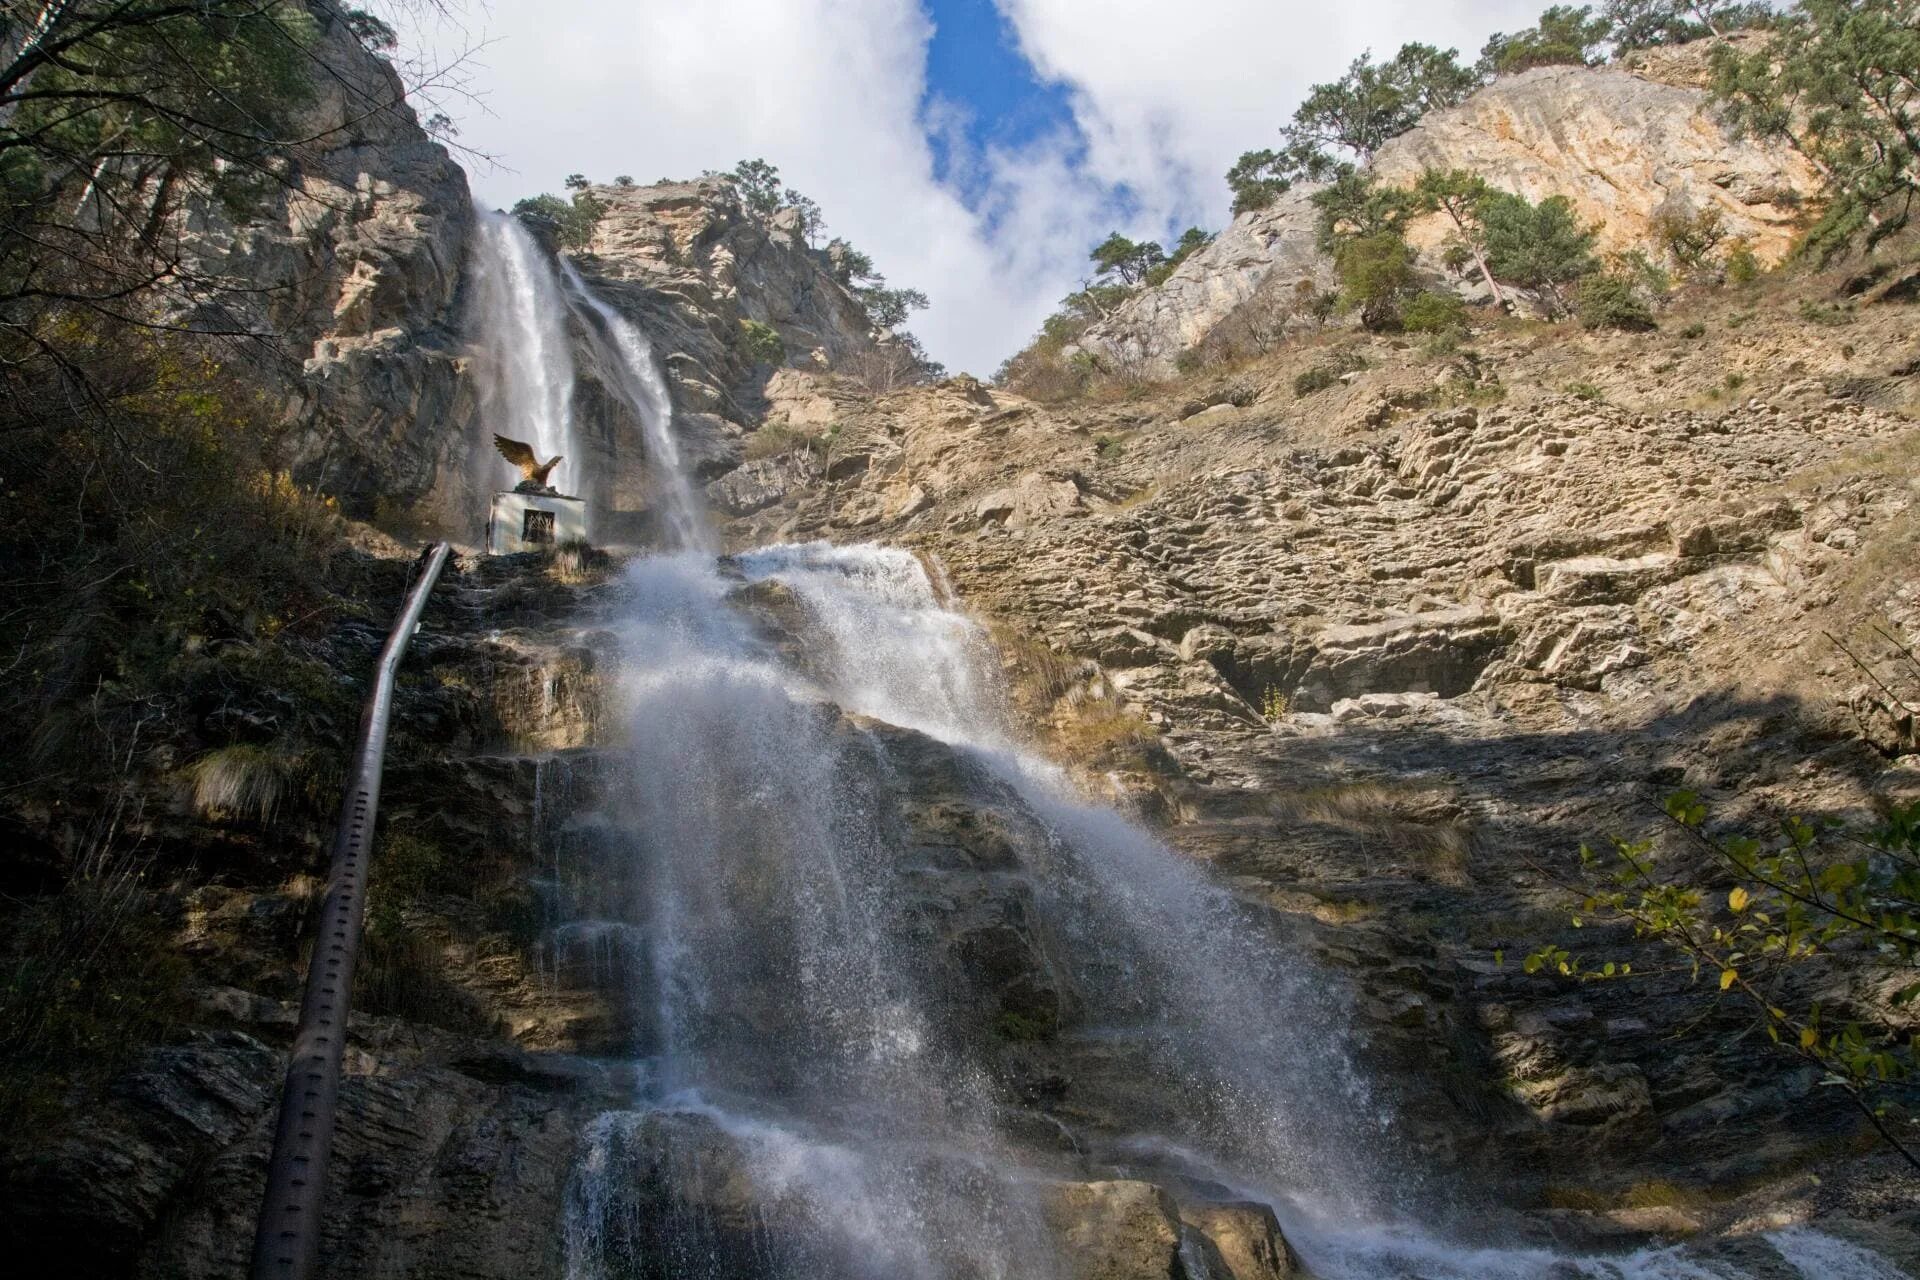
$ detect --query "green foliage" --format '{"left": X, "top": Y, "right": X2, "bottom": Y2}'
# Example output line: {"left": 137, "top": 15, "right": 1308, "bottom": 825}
{"left": 1614, "top": 247, "right": 1675, "bottom": 299}
{"left": 1479, "top": 191, "right": 1601, "bottom": 316}
{"left": 1577, "top": 273, "right": 1659, "bottom": 329}
{"left": 1651, "top": 202, "right": 1728, "bottom": 273}
{"left": 1311, "top": 169, "right": 1417, "bottom": 249}
{"left": 1725, "top": 238, "right": 1761, "bottom": 283}
{"left": 1227, "top": 149, "right": 1293, "bottom": 215}
{"left": 1480, "top": 5, "right": 1614, "bottom": 74}
{"left": 726, "top": 157, "right": 785, "bottom": 214}
{"left": 1605, "top": 0, "right": 1773, "bottom": 51}
{"left": 742, "top": 424, "right": 826, "bottom": 461}
{"left": 1228, "top": 42, "right": 1481, "bottom": 210}
{"left": 1090, "top": 232, "right": 1167, "bottom": 287}
{"left": 1800, "top": 298, "right": 1858, "bottom": 326}
{"left": 0, "top": 829, "right": 189, "bottom": 1133}
{"left": 1311, "top": 170, "right": 1424, "bottom": 331}
{"left": 1680, "top": 320, "right": 1708, "bottom": 338}
{"left": 857, "top": 283, "right": 930, "bottom": 330}
{"left": 828, "top": 238, "right": 877, "bottom": 285}
{"left": 1567, "top": 380, "right": 1606, "bottom": 401}
{"left": 1527, "top": 794, "right": 1920, "bottom": 1167}
{"left": 0, "top": 0, "right": 405, "bottom": 377}
{"left": 738, "top": 318, "right": 786, "bottom": 366}
{"left": 1334, "top": 231, "right": 1420, "bottom": 330}
{"left": 1402, "top": 290, "right": 1468, "bottom": 333}
{"left": 1288, "top": 44, "right": 1482, "bottom": 165}
{"left": 1, "top": 326, "right": 345, "bottom": 787}
{"left": 563, "top": 173, "right": 591, "bottom": 191}
{"left": 1415, "top": 168, "right": 1509, "bottom": 304}
{"left": 1711, "top": 0, "right": 1920, "bottom": 258}
{"left": 511, "top": 190, "right": 606, "bottom": 252}
{"left": 1146, "top": 227, "right": 1215, "bottom": 285}
{"left": 784, "top": 190, "right": 825, "bottom": 245}
{"left": 343, "top": 8, "right": 398, "bottom": 51}
{"left": 614, "top": 175, "right": 636, "bottom": 188}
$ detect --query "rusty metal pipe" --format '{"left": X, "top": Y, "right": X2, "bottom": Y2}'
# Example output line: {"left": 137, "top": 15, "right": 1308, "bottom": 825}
{"left": 248, "top": 541, "right": 451, "bottom": 1280}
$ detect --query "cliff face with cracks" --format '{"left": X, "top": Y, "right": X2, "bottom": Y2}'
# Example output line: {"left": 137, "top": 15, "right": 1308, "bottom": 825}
{"left": 708, "top": 270, "right": 1920, "bottom": 1259}
{"left": 532, "top": 179, "right": 893, "bottom": 538}
{"left": 184, "top": 37, "right": 891, "bottom": 533}
{"left": 9, "top": 17, "right": 1920, "bottom": 1280}
{"left": 178, "top": 5, "right": 475, "bottom": 518}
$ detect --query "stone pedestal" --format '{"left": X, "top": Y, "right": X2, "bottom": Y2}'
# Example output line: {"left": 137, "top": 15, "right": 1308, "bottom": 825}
{"left": 487, "top": 491, "right": 588, "bottom": 555}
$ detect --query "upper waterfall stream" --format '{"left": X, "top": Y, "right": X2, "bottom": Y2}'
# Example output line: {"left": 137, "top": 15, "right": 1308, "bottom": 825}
{"left": 466, "top": 227, "right": 1905, "bottom": 1280}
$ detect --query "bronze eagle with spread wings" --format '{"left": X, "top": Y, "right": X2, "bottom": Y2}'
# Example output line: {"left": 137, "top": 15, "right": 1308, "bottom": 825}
{"left": 493, "top": 434, "right": 564, "bottom": 489}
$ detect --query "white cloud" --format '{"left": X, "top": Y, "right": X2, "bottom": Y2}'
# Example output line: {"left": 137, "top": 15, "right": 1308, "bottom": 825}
{"left": 993, "top": 0, "right": 1544, "bottom": 230}
{"left": 394, "top": 0, "right": 1544, "bottom": 376}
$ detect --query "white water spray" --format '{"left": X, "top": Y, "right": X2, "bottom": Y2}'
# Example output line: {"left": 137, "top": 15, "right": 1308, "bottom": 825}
{"left": 556, "top": 539, "right": 1907, "bottom": 1280}
{"left": 468, "top": 207, "right": 579, "bottom": 495}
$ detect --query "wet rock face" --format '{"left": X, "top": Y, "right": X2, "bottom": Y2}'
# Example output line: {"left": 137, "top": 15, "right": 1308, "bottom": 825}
{"left": 568, "top": 1115, "right": 1300, "bottom": 1280}
{"left": 1080, "top": 43, "right": 1821, "bottom": 375}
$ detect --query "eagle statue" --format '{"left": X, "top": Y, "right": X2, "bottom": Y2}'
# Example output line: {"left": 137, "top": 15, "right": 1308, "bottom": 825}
{"left": 493, "top": 434, "right": 564, "bottom": 494}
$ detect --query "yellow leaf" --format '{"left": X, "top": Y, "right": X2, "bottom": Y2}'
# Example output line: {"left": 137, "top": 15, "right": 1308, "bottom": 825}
{"left": 1800, "top": 1027, "right": 1818, "bottom": 1050}
{"left": 1728, "top": 886, "right": 1750, "bottom": 913}
{"left": 1719, "top": 968, "right": 1737, "bottom": 991}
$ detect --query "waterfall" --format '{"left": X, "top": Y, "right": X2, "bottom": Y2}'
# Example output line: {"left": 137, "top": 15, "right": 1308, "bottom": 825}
{"left": 467, "top": 205, "right": 711, "bottom": 549}
{"left": 557, "top": 258, "right": 713, "bottom": 554}
{"left": 446, "top": 215, "right": 1901, "bottom": 1280}
{"left": 554, "top": 535, "right": 1894, "bottom": 1280}
{"left": 468, "top": 207, "right": 580, "bottom": 496}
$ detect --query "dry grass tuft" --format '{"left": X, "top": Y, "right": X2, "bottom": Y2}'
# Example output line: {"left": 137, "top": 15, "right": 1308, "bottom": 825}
{"left": 188, "top": 743, "right": 302, "bottom": 823}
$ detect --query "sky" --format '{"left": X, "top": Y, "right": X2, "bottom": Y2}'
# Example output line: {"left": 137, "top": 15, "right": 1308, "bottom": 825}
{"left": 396, "top": 1, "right": 1544, "bottom": 376}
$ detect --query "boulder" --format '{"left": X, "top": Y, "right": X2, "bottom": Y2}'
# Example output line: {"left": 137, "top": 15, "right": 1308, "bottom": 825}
{"left": 1044, "top": 1180, "right": 1184, "bottom": 1280}
{"left": 1180, "top": 1201, "right": 1301, "bottom": 1280}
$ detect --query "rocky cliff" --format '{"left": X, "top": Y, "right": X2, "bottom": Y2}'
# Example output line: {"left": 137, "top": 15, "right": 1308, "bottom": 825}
{"left": 1082, "top": 39, "right": 1823, "bottom": 376}
{"left": 184, "top": 51, "right": 891, "bottom": 534}
{"left": 179, "top": 5, "right": 475, "bottom": 518}
{"left": 705, "top": 263, "right": 1920, "bottom": 1256}
{"left": 541, "top": 179, "right": 892, "bottom": 535}
{"left": 8, "top": 18, "right": 1920, "bottom": 1280}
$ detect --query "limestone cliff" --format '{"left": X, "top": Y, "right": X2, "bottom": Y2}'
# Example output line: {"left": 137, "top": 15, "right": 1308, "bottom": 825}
{"left": 180, "top": 5, "right": 475, "bottom": 517}
{"left": 1082, "top": 39, "right": 1822, "bottom": 376}
{"left": 708, "top": 266, "right": 1920, "bottom": 1251}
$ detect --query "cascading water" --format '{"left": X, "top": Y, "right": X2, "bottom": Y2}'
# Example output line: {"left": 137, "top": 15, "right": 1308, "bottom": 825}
{"left": 468, "top": 207, "right": 580, "bottom": 495}
{"left": 557, "top": 258, "right": 712, "bottom": 554}
{"left": 462, "top": 256, "right": 1908, "bottom": 1279}
{"left": 467, "top": 204, "right": 712, "bottom": 548}
{"left": 561, "top": 540, "right": 1910, "bottom": 1280}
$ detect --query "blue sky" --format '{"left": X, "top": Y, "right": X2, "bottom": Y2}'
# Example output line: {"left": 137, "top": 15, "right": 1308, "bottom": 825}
{"left": 921, "top": 1, "right": 1077, "bottom": 203}
{"left": 394, "top": 0, "right": 1541, "bottom": 375}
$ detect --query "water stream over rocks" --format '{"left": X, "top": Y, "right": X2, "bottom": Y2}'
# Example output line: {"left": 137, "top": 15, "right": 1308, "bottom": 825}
{"left": 475, "top": 230, "right": 1905, "bottom": 1280}
{"left": 469, "top": 208, "right": 581, "bottom": 497}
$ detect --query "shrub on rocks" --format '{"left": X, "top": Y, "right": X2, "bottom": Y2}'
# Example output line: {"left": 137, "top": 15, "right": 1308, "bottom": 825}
{"left": 1577, "top": 274, "right": 1658, "bottom": 331}
{"left": 1402, "top": 291, "right": 1468, "bottom": 334}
